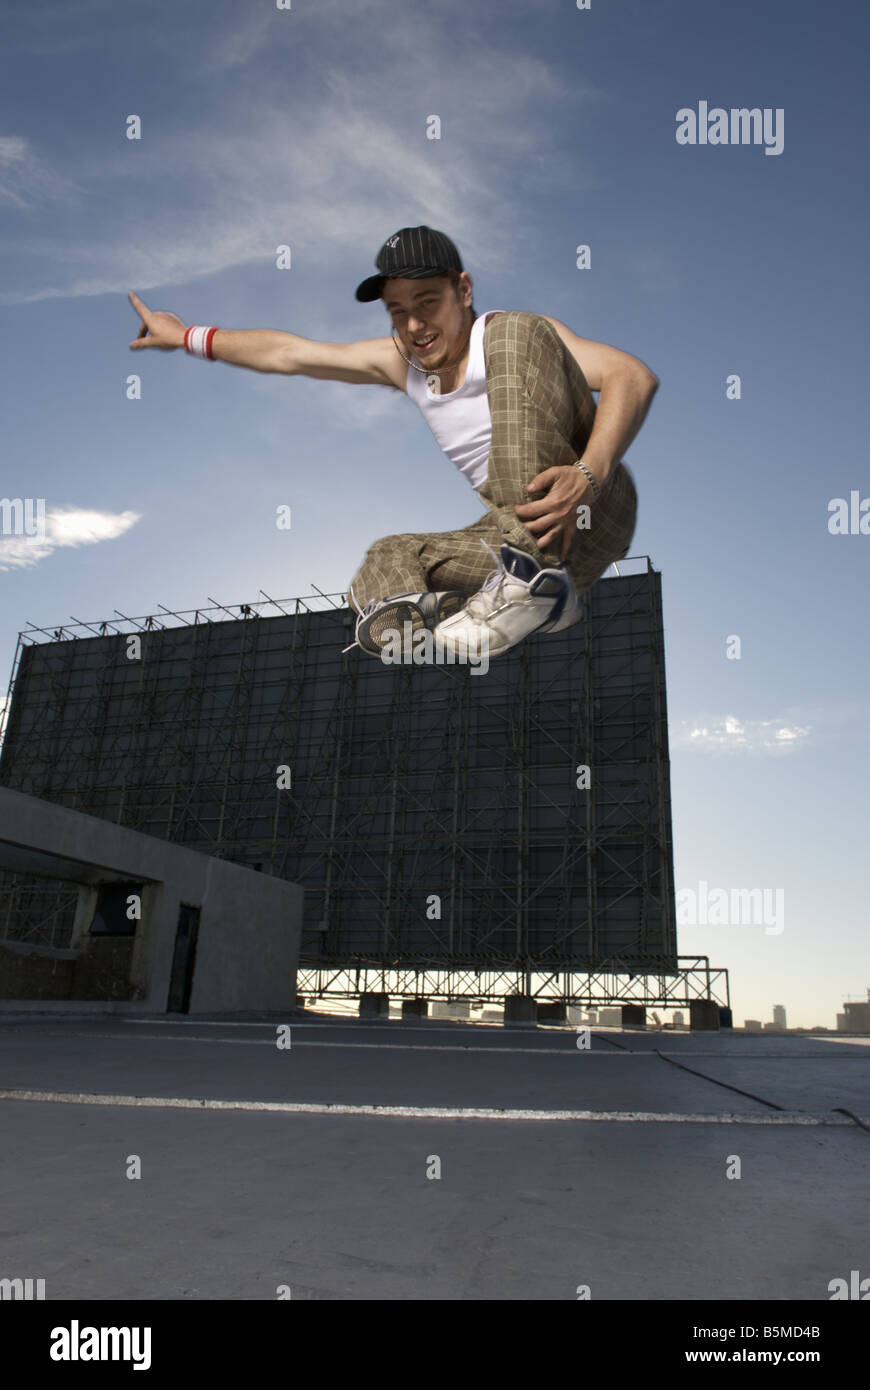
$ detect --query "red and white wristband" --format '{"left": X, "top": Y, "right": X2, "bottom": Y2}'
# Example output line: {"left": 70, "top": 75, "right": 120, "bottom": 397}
{"left": 184, "top": 326, "right": 219, "bottom": 359}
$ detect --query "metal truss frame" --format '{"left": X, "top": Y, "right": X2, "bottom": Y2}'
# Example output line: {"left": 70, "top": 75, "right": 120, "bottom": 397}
{"left": 296, "top": 956, "right": 730, "bottom": 1008}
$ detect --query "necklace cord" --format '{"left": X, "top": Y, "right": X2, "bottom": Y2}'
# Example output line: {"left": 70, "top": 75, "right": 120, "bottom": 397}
{"left": 391, "top": 314, "right": 475, "bottom": 378}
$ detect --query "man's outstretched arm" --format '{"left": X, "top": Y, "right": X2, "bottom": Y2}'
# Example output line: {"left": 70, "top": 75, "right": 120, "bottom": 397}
{"left": 127, "top": 292, "right": 401, "bottom": 387}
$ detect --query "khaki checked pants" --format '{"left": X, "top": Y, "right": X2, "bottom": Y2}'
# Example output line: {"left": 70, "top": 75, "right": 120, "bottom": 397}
{"left": 347, "top": 311, "right": 638, "bottom": 613}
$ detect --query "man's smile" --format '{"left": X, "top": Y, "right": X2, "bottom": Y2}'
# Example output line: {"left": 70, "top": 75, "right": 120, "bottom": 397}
{"left": 411, "top": 332, "right": 439, "bottom": 354}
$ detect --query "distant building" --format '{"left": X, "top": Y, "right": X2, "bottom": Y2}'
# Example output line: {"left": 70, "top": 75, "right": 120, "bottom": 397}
{"left": 843, "top": 1001, "right": 870, "bottom": 1034}
{"left": 598, "top": 1007, "right": 621, "bottom": 1026}
{"left": 773, "top": 1004, "right": 787, "bottom": 1028}
{"left": 672, "top": 1011, "right": 684, "bottom": 1028}
{"left": 744, "top": 1019, "right": 762, "bottom": 1032}
{"left": 837, "top": 1013, "right": 848, "bottom": 1031}
{"left": 566, "top": 1006, "right": 594, "bottom": 1026}
{"left": 763, "top": 1021, "right": 778, "bottom": 1031}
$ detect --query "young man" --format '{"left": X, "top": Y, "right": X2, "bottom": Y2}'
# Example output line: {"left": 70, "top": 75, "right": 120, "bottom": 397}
{"left": 128, "top": 225, "right": 658, "bottom": 660}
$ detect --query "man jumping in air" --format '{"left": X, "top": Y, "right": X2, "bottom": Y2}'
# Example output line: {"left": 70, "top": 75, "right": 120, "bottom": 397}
{"left": 128, "top": 225, "right": 658, "bottom": 660}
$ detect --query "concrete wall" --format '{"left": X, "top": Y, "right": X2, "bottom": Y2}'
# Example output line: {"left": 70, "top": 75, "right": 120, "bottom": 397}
{"left": 0, "top": 941, "right": 77, "bottom": 999}
{"left": 180, "top": 860, "right": 304, "bottom": 1014}
{"left": 0, "top": 788, "right": 304, "bottom": 1013}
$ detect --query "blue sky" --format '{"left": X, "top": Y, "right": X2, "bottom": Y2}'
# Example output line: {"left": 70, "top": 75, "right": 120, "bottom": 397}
{"left": 1, "top": 0, "right": 868, "bottom": 1028}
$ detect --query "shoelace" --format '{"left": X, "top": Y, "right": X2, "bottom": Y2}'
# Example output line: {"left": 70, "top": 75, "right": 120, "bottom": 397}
{"left": 464, "top": 540, "right": 513, "bottom": 619}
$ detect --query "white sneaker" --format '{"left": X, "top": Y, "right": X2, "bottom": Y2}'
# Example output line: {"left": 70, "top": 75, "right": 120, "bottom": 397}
{"left": 343, "top": 589, "right": 465, "bottom": 656}
{"left": 433, "top": 541, "right": 581, "bottom": 659}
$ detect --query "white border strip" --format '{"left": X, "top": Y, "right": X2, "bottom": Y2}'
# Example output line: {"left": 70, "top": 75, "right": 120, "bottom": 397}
{"left": 42, "top": 1032, "right": 623, "bottom": 1055}
{"left": 38, "top": 1031, "right": 870, "bottom": 1060}
{"left": 0, "top": 1089, "right": 863, "bottom": 1125}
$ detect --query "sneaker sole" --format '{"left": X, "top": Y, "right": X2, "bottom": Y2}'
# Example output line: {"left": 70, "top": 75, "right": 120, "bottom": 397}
{"left": 357, "top": 591, "right": 466, "bottom": 656}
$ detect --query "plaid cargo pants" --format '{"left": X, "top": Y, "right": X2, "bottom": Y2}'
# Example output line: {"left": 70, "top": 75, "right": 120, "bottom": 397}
{"left": 347, "top": 310, "right": 637, "bottom": 613}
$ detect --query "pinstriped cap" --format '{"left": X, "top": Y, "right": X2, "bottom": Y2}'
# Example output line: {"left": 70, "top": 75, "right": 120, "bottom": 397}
{"left": 355, "top": 226, "right": 463, "bottom": 302}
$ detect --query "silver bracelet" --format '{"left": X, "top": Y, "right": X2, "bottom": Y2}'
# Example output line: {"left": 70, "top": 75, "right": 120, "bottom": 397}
{"left": 574, "top": 460, "right": 601, "bottom": 499}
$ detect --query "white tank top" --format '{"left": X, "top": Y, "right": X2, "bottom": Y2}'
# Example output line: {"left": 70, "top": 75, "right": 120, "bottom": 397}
{"left": 405, "top": 311, "right": 503, "bottom": 492}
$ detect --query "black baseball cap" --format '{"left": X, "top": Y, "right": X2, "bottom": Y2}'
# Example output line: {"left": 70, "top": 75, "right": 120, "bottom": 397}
{"left": 355, "top": 225, "right": 463, "bottom": 302}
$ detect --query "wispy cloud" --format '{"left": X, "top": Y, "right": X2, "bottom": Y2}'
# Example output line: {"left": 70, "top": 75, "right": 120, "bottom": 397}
{"left": 0, "top": 135, "right": 79, "bottom": 210}
{"left": 675, "top": 714, "right": 811, "bottom": 755}
{"left": 0, "top": 6, "right": 606, "bottom": 306}
{"left": 198, "top": 9, "right": 277, "bottom": 76}
{"left": 249, "top": 368, "right": 407, "bottom": 438}
{"left": 0, "top": 507, "right": 141, "bottom": 571}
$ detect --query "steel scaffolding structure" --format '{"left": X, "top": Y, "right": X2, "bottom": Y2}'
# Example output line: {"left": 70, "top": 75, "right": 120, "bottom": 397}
{"left": 0, "top": 559, "right": 708, "bottom": 1001}
{"left": 0, "top": 875, "right": 79, "bottom": 951}
{"left": 296, "top": 958, "right": 730, "bottom": 1008}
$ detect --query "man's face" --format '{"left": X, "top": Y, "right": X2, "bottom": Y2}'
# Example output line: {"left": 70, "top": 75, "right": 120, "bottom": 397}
{"left": 382, "top": 273, "right": 472, "bottom": 367}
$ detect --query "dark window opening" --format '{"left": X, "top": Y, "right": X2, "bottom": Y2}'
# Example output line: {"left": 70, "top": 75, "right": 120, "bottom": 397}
{"left": 89, "top": 881, "right": 143, "bottom": 936}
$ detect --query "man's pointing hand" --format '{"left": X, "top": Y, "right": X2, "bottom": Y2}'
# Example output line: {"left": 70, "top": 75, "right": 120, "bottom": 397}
{"left": 128, "top": 291, "right": 186, "bottom": 350}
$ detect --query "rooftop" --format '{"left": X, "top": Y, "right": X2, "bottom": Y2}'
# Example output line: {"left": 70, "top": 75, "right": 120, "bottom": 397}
{"left": 1, "top": 1011, "right": 867, "bottom": 1300}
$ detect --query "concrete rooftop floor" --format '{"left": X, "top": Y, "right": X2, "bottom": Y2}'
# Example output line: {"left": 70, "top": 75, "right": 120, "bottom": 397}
{"left": 0, "top": 1012, "right": 868, "bottom": 1300}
